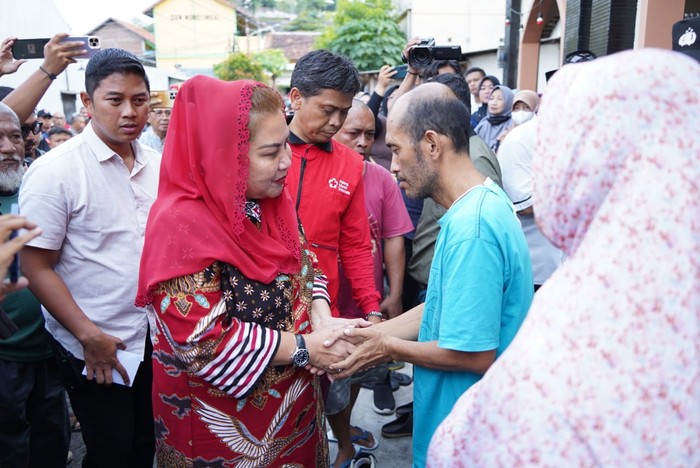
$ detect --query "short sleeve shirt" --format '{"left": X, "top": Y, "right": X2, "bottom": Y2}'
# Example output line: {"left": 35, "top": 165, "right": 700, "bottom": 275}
{"left": 20, "top": 123, "right": 161, "bottom": 360}
{"left": 412, "top": 179, "right": 533, "bottom": 466}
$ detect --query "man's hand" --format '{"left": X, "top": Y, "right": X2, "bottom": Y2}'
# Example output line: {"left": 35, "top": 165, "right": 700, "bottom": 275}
{"left": 380, "top": 295, "right": 402, "bottom": 320}
{"left": 376, "top": 65, "right": 398, "bottom": 96}
{"left": 303, "top": 316, "right": 372, "bottom": 374}
{"left": 40, "top": 33, "right": 87, "bottom": 78}
{"left": 325, "top": 327, "right": 394, "bottom": 379}
{"left": 0, "top": 37, "right": 27, "bottom": 77}
{"left": 81, "top": 330, "right": 130, "bottom": 386}
{"left": 402, "top": 37, "right": 424, "bottom": 76}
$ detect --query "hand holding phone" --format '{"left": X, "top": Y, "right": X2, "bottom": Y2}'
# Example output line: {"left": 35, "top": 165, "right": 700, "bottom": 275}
{"left": 393, "top": 65, "right": 409, "bottom": 80}
{"left": 12, "top": 35, "right": 101, "bottom": 60}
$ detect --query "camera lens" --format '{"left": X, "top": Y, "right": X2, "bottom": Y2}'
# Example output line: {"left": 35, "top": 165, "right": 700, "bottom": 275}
{"left": 410, "top": 48, "right": 433, "bottom": 68}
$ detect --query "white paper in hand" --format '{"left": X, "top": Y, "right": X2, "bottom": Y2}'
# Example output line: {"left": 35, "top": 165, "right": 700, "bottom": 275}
{"left": 81, "top": 350, "right": 142, "bottom": 386}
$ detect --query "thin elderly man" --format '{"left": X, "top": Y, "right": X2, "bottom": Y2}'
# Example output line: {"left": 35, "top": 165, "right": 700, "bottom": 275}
{"left": 326, "top": 98, "right": 413, "bottom": 466}
{"left": 328, "top": 83, "right": 533, "bottom": 467}
{"left": 20, "top": 48, "right": 160, "bottom": 467}
{"left": 0, "top": 102, "right": 70, "bottom": 467}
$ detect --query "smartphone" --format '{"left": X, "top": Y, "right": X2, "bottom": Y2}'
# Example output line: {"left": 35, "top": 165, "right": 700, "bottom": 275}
{"left": 8, "top": 204, "right": 20, "bottom": 283}
{"left": 393, "top": 64, "right": 408, "bottom": 79}
{"left": 11, "top": 36, "right": 101, "bottom": 60}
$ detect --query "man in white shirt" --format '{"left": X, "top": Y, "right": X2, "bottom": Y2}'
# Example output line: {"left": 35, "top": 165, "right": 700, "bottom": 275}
{"left": 20, "top": 48, "right": 160, "bottom": 468}
{"left": 498, "top": 116, "right": 563, "bottom": 289}
{"left": 138, "top": 91, "right": 173, "bottom": 153}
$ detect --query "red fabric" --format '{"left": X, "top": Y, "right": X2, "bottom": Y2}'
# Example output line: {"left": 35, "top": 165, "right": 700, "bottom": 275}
{"left": 286, "top": 140, "right": 380, "bottom": 316}
{"left": 136, "top": 76, "right": 300, "bottom": 306}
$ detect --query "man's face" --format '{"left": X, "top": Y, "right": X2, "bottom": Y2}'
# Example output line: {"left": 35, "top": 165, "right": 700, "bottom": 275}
{"left": 289, "top": 88, "right": 353, "bottom": 144}
{"left": 81, "top": 72, "right": 149, "bottom": 153}
{"left": 38, "top": 115, "right": 52, "bottom": 132}
{"left": 48, "top": 132, "right": 71, "bottom": 149}
{"left": 466, "top": 71, "right": 485, "bottom": 97}
{"left": 0, "top": 114, "right": 26, "bottom": 191}
{"left": 387, "top": 106, "right": 437, "bottom": 199}
{"left": 333, "top": 105, "right": 375, "bottom": 157}
{"left": 22, "top": 115, "right": 41, "bottom": 157}
{"left": 52, "top": 113, "right": 66, "bottom": 128}
{"left": 71, "top": 116, "right": 86, "bottom": 133}
{"left": 148, "top": 107, "right": 171, "bottom": 139}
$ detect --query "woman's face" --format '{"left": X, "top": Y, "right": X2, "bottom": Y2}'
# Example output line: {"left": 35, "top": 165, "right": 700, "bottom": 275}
{"left": 245, "top": 111, "right": 292, "bottom": 199}
{"left": 488, "top": 89, "right": 506, "bottom": 115}
{"left": 513, "top": 101, "right": 533, "bottom": 112}
{"left": 478, "top": 79, "right": 495, "bottom": 103}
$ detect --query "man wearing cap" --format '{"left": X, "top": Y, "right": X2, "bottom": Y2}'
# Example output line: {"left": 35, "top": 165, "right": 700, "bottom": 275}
{"left": 672, "top": 16, "right": 700, "bottom": 62}
{"left": 138, "top": 92, "right": 173, "bottom": 153}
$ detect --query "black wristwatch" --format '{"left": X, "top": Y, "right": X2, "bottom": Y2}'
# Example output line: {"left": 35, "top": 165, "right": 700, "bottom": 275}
{"left": 290, "top": 334, "right": 310, "bottom": 367}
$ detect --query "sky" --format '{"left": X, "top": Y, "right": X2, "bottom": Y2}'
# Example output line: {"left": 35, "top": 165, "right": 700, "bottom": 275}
{"left": 53, "top": 0, "right": 155, "bottom": 34}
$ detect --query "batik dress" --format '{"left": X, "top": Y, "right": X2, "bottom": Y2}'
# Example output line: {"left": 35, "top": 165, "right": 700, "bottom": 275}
{"left": 150, "top": 202, "right": 329, "bottom": 467}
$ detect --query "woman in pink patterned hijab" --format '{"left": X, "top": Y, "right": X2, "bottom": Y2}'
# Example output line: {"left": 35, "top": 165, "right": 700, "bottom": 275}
{"left": 427, "top": 48, "right": 700, "bottom": 466}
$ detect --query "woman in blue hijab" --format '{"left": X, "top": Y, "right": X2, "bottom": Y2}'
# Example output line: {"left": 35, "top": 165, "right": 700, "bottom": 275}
{"left": 475, "top": 84, "right": 514, "bottom": 152}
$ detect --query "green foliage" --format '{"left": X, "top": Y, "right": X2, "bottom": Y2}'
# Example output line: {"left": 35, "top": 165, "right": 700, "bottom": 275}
{"left": 213, "top": 52, "right": 266, "bottom": 82}
{"left": 284, "top": 14, "right": 327, "bottom": 31}
{"left": 316, "top": 0, "right": 404, "bottom": 71}
{"left": 252, "top": 49, "right": 288, "bottom": 84}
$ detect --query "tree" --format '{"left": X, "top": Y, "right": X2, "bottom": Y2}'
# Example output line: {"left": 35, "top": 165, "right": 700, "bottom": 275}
{"left": 317, "top": 0, "right": 404, "bottom": 71}
{"left": 252, "top": 49, "right": 288, "bottom": 87}
{"left": 214, "top": 52, "right": 266, "bottom": 82}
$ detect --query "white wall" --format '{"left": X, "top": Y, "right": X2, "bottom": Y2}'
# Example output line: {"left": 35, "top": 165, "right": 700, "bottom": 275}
{"left": 398, "top": 0, "right": 506, "bottom": 53}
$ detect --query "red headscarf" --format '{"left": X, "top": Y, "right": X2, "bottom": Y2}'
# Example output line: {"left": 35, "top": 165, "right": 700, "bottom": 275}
{"left": 136, "top": 76, "right": 300, "bottom": 306}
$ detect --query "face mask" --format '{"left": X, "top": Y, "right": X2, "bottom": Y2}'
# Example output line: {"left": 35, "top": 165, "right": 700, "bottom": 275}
{"left": 511, "top": 110, "right": 534, "bottom": 126}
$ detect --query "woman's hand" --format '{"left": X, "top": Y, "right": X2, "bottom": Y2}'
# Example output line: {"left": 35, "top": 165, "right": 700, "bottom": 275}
{"left": 326, "top": 327, "right": 394, "bottom": 380}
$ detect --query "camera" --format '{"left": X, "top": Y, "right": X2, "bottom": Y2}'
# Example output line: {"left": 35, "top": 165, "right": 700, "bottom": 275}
{"left": 407, "top": 38, "right": 462, "bottom": 68}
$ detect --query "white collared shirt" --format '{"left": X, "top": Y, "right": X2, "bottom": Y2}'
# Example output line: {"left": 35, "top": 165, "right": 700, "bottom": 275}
{"left": 20, "top": 123, "right": 161, "bottom": 360}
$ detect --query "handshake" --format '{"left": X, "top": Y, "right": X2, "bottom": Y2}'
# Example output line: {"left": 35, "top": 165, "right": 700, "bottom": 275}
{"left": 301, "top": 315, "right": 395, "bottom": 380}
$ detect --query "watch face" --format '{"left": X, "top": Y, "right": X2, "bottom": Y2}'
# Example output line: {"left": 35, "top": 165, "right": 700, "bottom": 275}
{"left": 292, "top": 348, "right": 310, "bottom": 367}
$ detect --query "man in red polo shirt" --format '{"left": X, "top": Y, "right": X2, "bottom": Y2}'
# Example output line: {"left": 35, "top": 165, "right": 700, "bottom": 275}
{"left": 286, "top": 50, "right": 382, "bottom": 468}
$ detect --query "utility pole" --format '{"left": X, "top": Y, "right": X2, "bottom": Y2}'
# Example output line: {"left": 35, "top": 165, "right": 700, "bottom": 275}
{"left": 503, "top": 0, "right": 521, "bottom": 88}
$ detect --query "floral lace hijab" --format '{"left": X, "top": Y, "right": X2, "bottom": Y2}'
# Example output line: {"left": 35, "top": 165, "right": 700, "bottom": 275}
{"left": 137, "top": 77, "right": 300, "bottom": 306}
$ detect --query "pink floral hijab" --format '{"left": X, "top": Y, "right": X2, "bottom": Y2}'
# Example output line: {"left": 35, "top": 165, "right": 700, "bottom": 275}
{"left": 428, "top": 49, "right": 700, "bottom": 466}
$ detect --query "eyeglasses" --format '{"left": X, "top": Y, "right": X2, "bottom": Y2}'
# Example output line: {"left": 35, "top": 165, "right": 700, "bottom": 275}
{"left": 150, "top": 109, "right": 172, "bottom": 117}
{"left": 21, "top": 121, "right": 43, "bottom": 138}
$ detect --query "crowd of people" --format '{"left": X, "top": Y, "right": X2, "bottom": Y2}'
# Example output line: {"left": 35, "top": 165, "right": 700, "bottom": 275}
{"left": 0, "top": 16, "right": 698, "bottom": 468}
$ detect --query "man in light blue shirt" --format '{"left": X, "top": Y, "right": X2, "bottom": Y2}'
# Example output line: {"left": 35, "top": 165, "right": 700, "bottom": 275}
{"left": 328, "top": 83, "right": 533, "bottom": 467}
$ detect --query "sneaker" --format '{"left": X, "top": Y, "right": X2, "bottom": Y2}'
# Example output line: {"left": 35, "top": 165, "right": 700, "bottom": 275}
{"left": 381, "top": 411, "right": 413, "bottom": 439}
{"left": 395, "top": 401, "right": 413, "bottom": 416}
{"left": 372, "top": 378, "right": 395, "bottom": 415}
{"left": 389, "top": 371, "right": 412, "bottom": 390}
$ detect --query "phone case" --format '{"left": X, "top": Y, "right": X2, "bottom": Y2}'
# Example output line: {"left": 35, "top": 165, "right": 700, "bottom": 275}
{"left": 11, "top": 36, "right": 101, "bottom": 60}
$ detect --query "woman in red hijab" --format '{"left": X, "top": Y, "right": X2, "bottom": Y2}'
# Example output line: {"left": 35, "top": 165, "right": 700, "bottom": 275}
{"left": 137, "top": 77, "right": 351, "bottom": 467}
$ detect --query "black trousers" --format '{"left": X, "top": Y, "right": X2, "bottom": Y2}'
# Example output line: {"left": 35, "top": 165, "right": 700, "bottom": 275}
{"left": 64, "top": 336, "right": 154, "bottom": 468}
{"left": 0, "top": 356, "right": 70, "bottom": 468}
